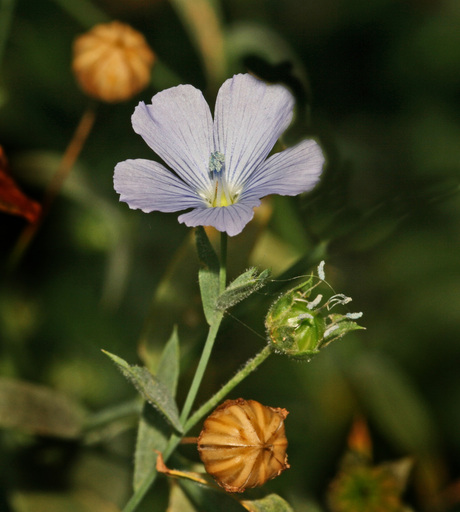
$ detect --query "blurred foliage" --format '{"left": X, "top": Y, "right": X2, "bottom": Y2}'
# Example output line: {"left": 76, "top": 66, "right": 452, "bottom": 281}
{"left": 1, "top": 0, "right": 460, "bottom": 511}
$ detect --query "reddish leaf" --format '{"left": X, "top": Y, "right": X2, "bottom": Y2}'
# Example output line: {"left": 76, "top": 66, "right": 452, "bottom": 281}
{"left": 0, "top": 146, "right": 41, "bottom": 223}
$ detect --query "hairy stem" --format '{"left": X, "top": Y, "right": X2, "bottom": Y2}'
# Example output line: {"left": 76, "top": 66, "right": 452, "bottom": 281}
{"left": 184, "top": 345, "right": 272, "bottom": 432}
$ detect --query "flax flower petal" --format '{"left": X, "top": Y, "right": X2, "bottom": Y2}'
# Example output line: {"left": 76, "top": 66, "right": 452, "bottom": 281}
{"left": 132, "top": 84, "right": 214, "bottom": 192}
{"left": 178, "top": 200, "right": 260, "bottom": 237}
{"left": 241, "top": 139, "right": 325, "bottom": 201}
{"left": 114, "top": 159, "right": 204, "bottom": 212}
{"left": 213, "top": 74, "right": 294, "bottom": 189}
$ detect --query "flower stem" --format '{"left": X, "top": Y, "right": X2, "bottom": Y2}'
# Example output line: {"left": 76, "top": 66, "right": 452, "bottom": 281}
{"left": 178, "top": 231, "right": 227, "bottom": 425}
{"left": 219, "top": 231, "right": 227, "bottom": 292}
{"left": 50, "top": 0, "right": 109, "bottom": 28}
{"left": 184, "top": 344, "right": 272, "bottom": 432}
{"left": 179, "top": 310, "right": 224, "bottom": 424}
{"left": 170, "top": 0, "right": 227, "bottom": 95}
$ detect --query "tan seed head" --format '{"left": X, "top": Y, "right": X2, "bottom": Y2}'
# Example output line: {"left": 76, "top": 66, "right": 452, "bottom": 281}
{"left": 72, "top": 21, "right": 155, "bottom": 103}
{"left": 197, "top": 398, "right": 290, "bottom": 493}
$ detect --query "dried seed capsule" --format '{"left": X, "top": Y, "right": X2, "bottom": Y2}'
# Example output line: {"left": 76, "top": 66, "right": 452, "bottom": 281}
{"left": 197, "top": 398, "right": 289, "bottom": 493}
{"left": 72, "top": 21, "right": 155, "bottom": 103}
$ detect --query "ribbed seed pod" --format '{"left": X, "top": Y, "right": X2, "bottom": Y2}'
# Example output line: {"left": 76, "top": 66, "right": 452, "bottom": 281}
{"left": 72, "top": 21, "right": 155, "bottom": 103}
{"left": 197, "top": 398, "right": 289, "bottom": 493}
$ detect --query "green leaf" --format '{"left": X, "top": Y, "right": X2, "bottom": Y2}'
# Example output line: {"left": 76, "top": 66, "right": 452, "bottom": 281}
{"left": 216, "top": 268, "right": 271, "bottom": 311}
{"left": 9, "top": 489, "right": 121, "bottom": 512}
{"left": 195, "top": 227, "right": 220, "bottom": 325}
{"left": 0, "top": 377, "right": 85, "bottom": 438}
{"left": 167, "top": 481, "right": 197, "bottom": 512}
{"left": 241, "top": 494, "right": 295, "bottom": 512}
{"left": 133, "top": 404, "right": 170, "bottom": 491}
{"left": 157, "top": 325, "right": 180, "bottom": 397}
{"left": 102, "top": 350, "right": 183, "bottom": 434}
{"left": 134, "top": 327, "right": 181, "bottom": 491}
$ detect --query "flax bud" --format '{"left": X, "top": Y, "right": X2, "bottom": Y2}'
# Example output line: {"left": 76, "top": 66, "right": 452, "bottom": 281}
{"left": 72, "top": 21, "right": 155, "bottom": 103}
{"left": 197, "top": 398, "right": 289, "bottom": 493}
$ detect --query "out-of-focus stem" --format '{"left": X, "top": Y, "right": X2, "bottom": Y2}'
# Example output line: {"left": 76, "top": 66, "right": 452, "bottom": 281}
{"left": 50, "top": 0, "right": 109, "bottom": 29}
{"left": 170, "top": 0, "right": 227, "bottom": 94}
{"left": 0, "top": 0, "right": 16, "bottom": 72}
{"left": 9, "top": 104, "right": 96, "bottom": 268}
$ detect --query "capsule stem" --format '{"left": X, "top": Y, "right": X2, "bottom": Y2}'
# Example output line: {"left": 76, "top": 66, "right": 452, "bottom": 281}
{"left": 180, "top": 436, "right": 199, "bottom": 444}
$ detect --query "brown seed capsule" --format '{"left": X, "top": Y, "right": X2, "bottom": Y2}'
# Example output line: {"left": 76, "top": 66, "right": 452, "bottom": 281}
{"left": 72, "top": 21, "right": 155, "bottom": 103}
{"left": 197, "top": 398, "right": 289, "bottom": 493}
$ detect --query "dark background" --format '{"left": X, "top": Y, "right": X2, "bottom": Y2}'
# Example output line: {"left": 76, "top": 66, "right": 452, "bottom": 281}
{"left": 1, "top": 0, "right": 459, "bottom": 510}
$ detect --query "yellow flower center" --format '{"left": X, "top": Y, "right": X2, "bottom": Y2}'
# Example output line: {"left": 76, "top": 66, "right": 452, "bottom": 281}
{"left": 205, "top": 151, "right": 240, "bottom": 207}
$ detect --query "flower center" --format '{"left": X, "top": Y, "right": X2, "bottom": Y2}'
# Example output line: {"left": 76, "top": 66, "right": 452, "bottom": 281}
{"left": 205, "top": 151, "right": 240, "bottom": 207}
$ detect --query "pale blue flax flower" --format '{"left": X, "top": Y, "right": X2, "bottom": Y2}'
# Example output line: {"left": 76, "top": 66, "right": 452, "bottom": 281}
{"left": 114, "top": 73, "right": 325, "bottom": 236}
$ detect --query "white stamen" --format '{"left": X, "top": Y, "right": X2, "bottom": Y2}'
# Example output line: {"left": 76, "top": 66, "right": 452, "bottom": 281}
{"left": 328, "top": 294, "right": 352, "bottom": 309}
{"left": 298, "top": 312, "right": 314, "bottom": 321}
{"left": 307, "top": 294, "right": 323, "bottom": 309}
{"left": 317, "top": 260, "right": 326, "bottom": 281}
{"left": 346, "top": 312, "right": 363, "bottom": 319}
{"left": 324, "top": 324, "right": 340, "bottom": 337}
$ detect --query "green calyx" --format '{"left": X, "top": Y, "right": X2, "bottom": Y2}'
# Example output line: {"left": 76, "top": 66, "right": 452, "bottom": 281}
{"left": 265, "top": 278, "right": 324, "bottom": 361}
{"left": 265, "top": 272, "right": 365, "bottom": 361}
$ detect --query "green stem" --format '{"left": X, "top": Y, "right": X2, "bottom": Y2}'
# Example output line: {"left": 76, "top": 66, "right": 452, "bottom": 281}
{"left": 184, "top": 344, "right": 272, "bottom": 432}
{"left": 122, "top": 463, "right": 163, "bottom": 512}
{"left": 179, "top": 310, "right": 224, "bottom": 424}
{"left": 83, "top": 398, "right": 142, "bottom": 432}
{"left": 219, "top": 232, "right": 227, "bottom": 292}
{"left": 179, "top": 232, "right": 227, "bottom": 425}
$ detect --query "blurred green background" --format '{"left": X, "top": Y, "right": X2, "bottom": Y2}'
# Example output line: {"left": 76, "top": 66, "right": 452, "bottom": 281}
{"left": 1, "top": 0, "right": 460, "bottom": 510}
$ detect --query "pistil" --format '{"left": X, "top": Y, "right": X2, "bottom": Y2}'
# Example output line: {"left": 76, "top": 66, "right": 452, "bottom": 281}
{"left": 208, "top": 151, "right": 233, "bottom": 207}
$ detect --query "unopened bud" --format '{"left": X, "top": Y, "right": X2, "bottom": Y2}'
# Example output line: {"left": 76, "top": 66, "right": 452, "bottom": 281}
{"left": 72, "top": 21, "right": 155, "bottom": 103}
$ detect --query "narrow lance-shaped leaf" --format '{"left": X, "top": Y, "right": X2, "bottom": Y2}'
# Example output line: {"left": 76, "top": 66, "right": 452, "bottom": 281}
{"left": 134, "top": 326, "right": 181, "bottom": 490}
{"left": 102, "top": 350, "right": 183, "bottom": 434}
{"left": 241, "top": 494, "right": 295, "bottom": 512}
{"left": 196, "top": 226, "right": 220, "bottom": 325}
{"left": 216, "top": 268, "right": 271, "bottom": 311}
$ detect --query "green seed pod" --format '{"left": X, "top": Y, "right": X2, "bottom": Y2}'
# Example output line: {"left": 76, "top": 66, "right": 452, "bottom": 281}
{"left": 265, "top": 278, "right": 325, "bottom": 361}
{"left": 266, "top": 264, "right": 365, "bottom": 361}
